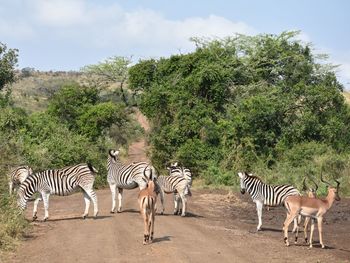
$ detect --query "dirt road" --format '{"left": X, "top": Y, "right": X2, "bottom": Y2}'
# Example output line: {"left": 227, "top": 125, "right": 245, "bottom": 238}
{"left": 3, "top": 187, "right": 349, "bottom": 263}
{"left": 3, "top": 111, "right": 350, "bottom": 263}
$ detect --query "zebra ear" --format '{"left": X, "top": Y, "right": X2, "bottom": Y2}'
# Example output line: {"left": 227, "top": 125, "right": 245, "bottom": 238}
{"left": 238, "top": 172, "right": 245, "bottom": 179}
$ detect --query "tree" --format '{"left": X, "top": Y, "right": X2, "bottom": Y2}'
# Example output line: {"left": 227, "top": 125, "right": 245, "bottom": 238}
{"left": 0, "top": 42, "right": 18, "bottom": 91}
{"left": 81, "top": 56, "right": 131, "bottom": 105}
{"left": 129, "top": 31, "right": 350, "bottom": 175}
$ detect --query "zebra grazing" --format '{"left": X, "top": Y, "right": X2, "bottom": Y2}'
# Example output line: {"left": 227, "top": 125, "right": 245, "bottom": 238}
{"left": 8, "top": 165, "right": 33, "bottom": 194}
{"left": 107, "top": 149, "right": 158, "bottom": 213}
{"left": 157, "top": 163, "right": 192, "bottom": 216}
{"left": 18, "top": 163, "right": 98, "bottom": 221}
{"left": 238, "top": 172, "right": 300, "bottom": 231}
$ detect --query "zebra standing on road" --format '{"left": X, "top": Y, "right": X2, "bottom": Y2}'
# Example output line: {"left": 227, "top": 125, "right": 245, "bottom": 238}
{"left": 18, "top": 163, "right": 98, "bottom": 221}
{"left": 157, "top": 163, "right": 192, "bottom": 216}
{"left": 107, "top": 149, "right": 158, "bottom": 213}
{"left": 238, "top": 172, "right": 300, "bottom": 231}
{"left": 8, "top": 165, "right": 33, "bottom": 194}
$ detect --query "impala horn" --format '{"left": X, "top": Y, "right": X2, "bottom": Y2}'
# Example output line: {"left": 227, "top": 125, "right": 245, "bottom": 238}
{"left": 310, "top": 178, "right": 319, "bottom": 192}
{"left": 320, "top": 171, "right": 332, "bottom": 186}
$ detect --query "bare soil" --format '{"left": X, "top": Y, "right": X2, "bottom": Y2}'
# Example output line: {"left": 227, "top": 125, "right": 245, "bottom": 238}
{"left": 3, "top": 111, "right": 350, "bottom": 263}
{"left": 2, "top": 188, "right": 349, "bottom": 263}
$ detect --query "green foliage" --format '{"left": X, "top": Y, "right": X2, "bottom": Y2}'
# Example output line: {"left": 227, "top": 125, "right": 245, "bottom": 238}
{"left": 0, "top": 181, "right": 28, "bottom": 251}
{"left": 129, "top": 31, "right": 350, "bottom": 193}
{"left": 77, "top": 102, "right": 126, "bottom": 139}
{"left": 81, "top": 56, "right": 131, "bottom": 105}
{"left": 0, "top": 42, "right": 18, "bottom": 91}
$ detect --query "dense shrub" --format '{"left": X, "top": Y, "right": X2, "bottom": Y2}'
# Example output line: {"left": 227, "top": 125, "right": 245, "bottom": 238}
{"left": 129, "top": 31, "right": 350, "bottom": 192}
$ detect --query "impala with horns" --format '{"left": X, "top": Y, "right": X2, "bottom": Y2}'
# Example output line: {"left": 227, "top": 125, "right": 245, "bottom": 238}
{"left": 283, "top": 173, "right": 340, "bottom": 248}
{"left": 298, "top": 177, "right": 319, "bottom": 245}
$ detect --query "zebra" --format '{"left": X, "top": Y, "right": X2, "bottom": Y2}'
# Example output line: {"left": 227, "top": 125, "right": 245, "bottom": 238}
{"left": 107, "top": 149, "right": 158, "bottom": 213}
{"left": 17, "top": 163, "right": 98, "bottom": 221}
{"left": 157, "top": 163, "right": 192, "bottom": 216}
{"left": 7, "top": 165, "right": 33, "bottom": 194}
{"left": 238, "top": 172, "right": 300, "bottom": 231}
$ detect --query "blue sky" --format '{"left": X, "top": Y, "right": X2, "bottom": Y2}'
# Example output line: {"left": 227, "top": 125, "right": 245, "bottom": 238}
{"left": 1, "top": 0, "right": 349, "bottom": 88}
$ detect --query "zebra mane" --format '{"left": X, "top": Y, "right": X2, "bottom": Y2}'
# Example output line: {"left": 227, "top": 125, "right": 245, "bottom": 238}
{"left": 246, "top": 172, "right": 262, "bottom": 181}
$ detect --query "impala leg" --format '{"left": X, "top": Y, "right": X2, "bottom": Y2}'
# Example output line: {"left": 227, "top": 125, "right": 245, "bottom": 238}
{"left": 304, "top": 217, "right": 310, "bottom": 244}
{"left": 317, "top": 217, "right": 325, "bottom": 249}
{"left": 283, "top": 213, "right": 295, "bottom": 247}
{"left": 309, "top": 219, "right": 315, "bottom": 248}
{"left": 294, "top": 217, "right": 300, "bottom": 244}
{"left": 143, "top": 212, "right": 149, "bottom": 245}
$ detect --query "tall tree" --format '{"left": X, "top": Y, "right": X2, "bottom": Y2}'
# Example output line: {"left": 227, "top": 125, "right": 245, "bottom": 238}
{"left": 81, "top": 56, "right": 131, "bottom": 105}
{"left": 0, "top": 42, "right": 18, "bottom": 91}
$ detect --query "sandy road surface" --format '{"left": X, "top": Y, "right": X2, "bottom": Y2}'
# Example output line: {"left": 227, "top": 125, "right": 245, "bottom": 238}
{"left": 3, "top": 188, "right": 350, "bottom": 263}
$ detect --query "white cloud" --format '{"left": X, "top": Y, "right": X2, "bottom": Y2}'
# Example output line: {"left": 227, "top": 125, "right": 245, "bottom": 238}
{"left": 31, "top": 0, "right": 89, "bottom": 27}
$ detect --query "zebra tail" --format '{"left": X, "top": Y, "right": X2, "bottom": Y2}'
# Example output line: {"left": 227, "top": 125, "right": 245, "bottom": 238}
{"left": 87, "top": 163, "right": 99, "bottom": 175}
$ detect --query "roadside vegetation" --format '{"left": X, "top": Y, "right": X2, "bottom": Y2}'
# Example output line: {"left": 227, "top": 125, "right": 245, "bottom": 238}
{"left": 1, "top": 31, "right": 350, "bottom": 251}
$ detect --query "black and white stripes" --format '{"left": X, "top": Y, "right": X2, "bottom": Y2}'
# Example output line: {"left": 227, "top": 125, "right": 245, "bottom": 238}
{"left": 7, "top": 165, "right": 33, "bottom": 194}
{"left": 238, "top": 172, "right": 300, "bottom": 230}
{"left": 157, "top": 163, "right": 192, "bottom": 216}
{"left": 18, "top": 163, "right": 98, "bottom": 221}
{"left": 107, "top": 149, "right": 158, "bottom": 213}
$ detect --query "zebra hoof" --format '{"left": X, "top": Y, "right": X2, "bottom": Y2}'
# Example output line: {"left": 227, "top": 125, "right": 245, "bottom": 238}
{"left": 32, "top": 215, "right": 37, "bottom": 221}
{"left": 173, "top": 211, "right": 178, "bottom": 215}
{"left": 82, "top": 215, "right": 87, "bottom": 219}
{"left": 181, "top": 214, "right": 186, "bottom": 217}
{"left": 43, "top": 217, "right": 48, "bottom": 222}
{"left": 110, "top": 210, "right": 115, "bottom": 214}
{"left": 117, "top": 210, "right": 122, "bottom": 213}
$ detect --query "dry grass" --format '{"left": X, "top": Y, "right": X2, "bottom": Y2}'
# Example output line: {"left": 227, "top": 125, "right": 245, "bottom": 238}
{"left": 343, "top": 91, "right": 350, "bottom": 105}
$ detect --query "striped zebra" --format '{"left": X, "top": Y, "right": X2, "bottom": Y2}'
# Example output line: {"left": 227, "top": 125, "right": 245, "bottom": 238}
{"left": 157, "top": 163, "right": 192, "bottom": 216}
{"left": 107, "top": 149, "right": 158, "bottom": 213}
{"left": 7, "top": 165, "right": 33, "bottom": 194}
{"left": 18, "top": 163, "right": 98, "bottom": 221}
{"left": 238, "top": 172, "right": 300, "bottom": 231}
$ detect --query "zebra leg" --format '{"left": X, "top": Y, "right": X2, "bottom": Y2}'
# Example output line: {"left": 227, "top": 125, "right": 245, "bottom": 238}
{"left": 9, "top": 181, "right": 13, "bottom": 195}
{"left": 179, "top": 193, "right": 187, "bottom": 217}
{"left": 173, "top": 194, "right": 180, "bottom": 215}
{"left": 158, "top": 190, "right": 165, "bottom": 215}
{"left": 256, "top": 201, "right": 263, "bottom": 231}
{"left": 82, "top": 191, "right": 91, "bottom": 219}
{"left": 32, "top": 196, "right": 42, "bottom": 221}
{"left": 109, "top": 183, "right": 117, "bottom": 213}
{"left": 117, "top": 188, "right": 123, "bottom": 213}
{"left": 42, "top": 192, "right": 50, "bottom": 221}
{"left": 82, "top": 188, "right": 98, "bottom": 218}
